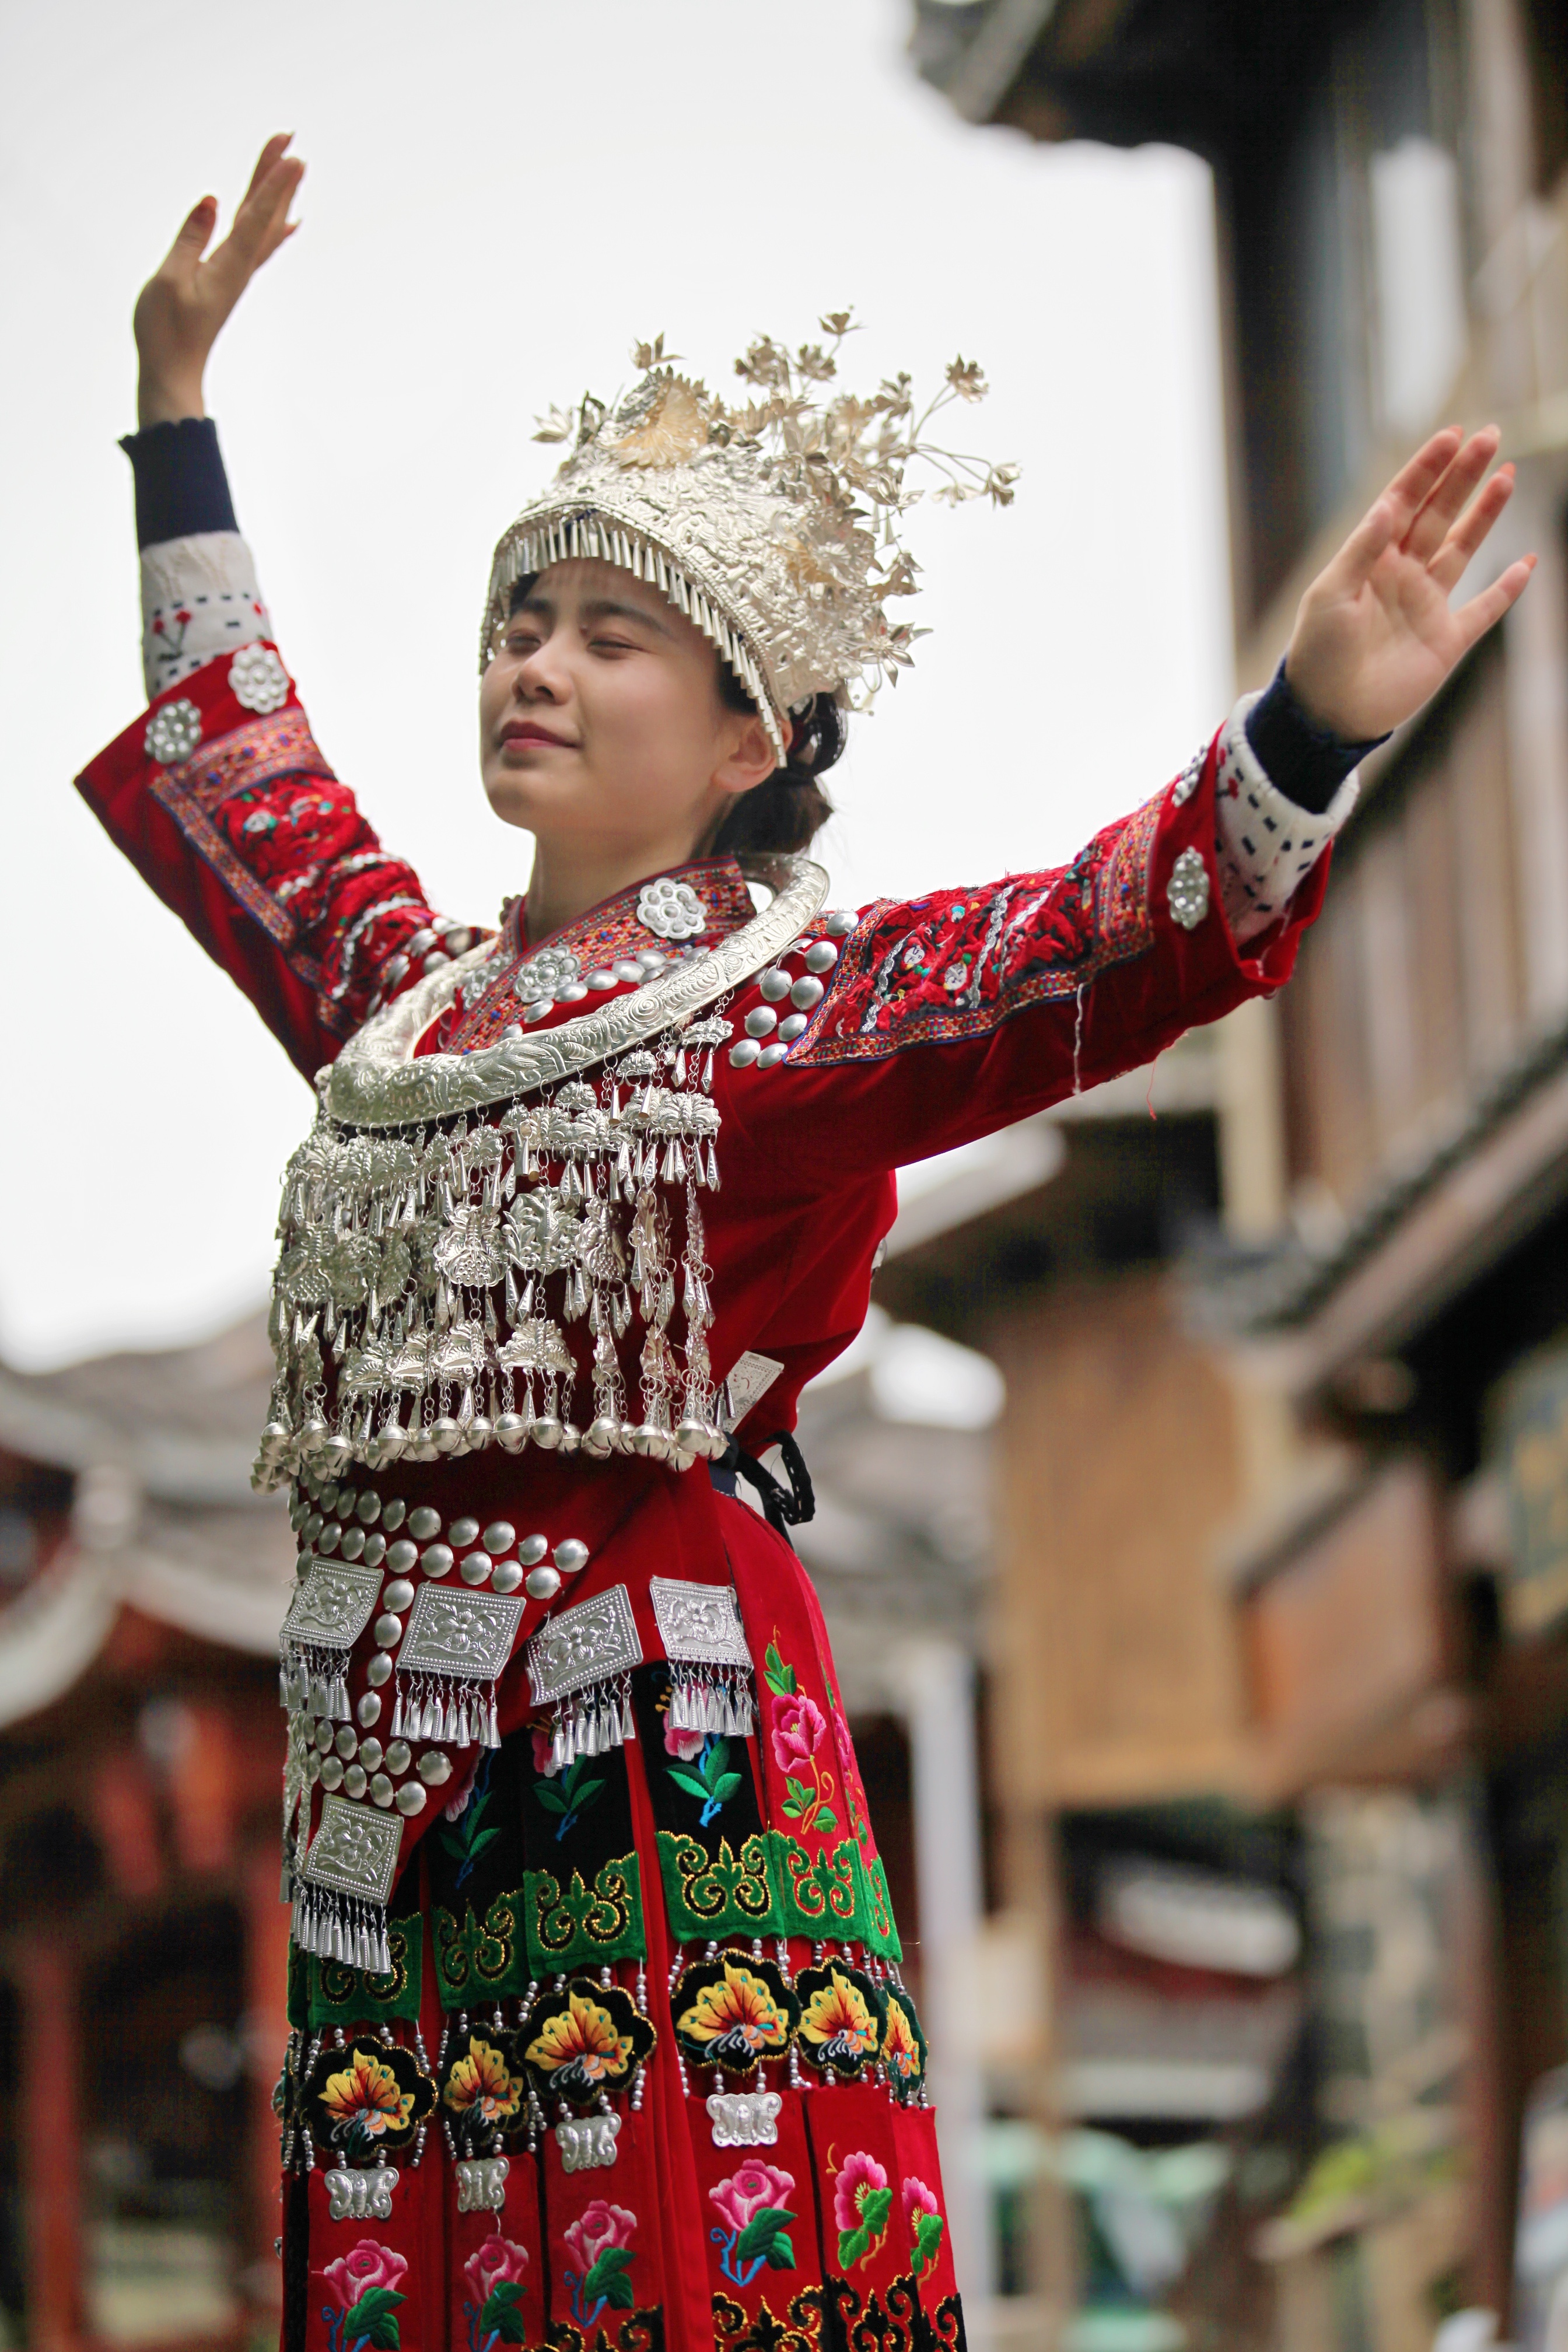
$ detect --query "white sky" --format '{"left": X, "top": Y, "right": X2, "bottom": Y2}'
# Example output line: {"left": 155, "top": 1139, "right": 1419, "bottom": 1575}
{"left": 1, "top": 0, "right": 1232, "bottom": 1370}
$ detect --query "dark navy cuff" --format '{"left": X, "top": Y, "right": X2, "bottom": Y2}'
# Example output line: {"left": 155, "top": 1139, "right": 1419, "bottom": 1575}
{"left": 120, "top": 417, "right": 238, "bottom": 549}
{"left": 1244, "top": 660, "right": 1387, "bottom": 816}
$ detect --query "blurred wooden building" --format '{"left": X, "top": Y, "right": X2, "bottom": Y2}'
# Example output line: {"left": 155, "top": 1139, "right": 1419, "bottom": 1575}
{"left": 911, "top": 0, "right": 1568, "bottom": 2348}
{"left": 0, "top": 1316, "right": 295, "bottom": 2351}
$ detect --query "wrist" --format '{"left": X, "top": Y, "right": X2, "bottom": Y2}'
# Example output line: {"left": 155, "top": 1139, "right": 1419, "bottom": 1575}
{"left": 136, "top": 374, "right": 206, "bottom": 428}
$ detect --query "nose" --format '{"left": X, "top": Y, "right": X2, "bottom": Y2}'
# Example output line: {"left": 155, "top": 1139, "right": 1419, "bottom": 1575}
{"left": 514, "top": 625, "right": 567, "bottom": 705}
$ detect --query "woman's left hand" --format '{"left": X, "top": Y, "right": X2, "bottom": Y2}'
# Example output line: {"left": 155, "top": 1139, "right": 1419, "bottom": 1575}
{"left": 1284, "top": 426, "right": 1535, "bottom": 743}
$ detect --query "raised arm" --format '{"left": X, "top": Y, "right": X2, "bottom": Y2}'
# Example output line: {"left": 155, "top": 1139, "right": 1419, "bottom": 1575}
{"left": 76, "top": 140, "right": 473, "bottom": 1080}
{"left": 720, "top": 427, "right": 1537, "bottom": 1183}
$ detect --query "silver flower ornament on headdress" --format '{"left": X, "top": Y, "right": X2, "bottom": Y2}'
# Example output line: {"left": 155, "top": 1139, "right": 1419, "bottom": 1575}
{"left": 480, "top": 316, "right": 1017, "bottom": 761}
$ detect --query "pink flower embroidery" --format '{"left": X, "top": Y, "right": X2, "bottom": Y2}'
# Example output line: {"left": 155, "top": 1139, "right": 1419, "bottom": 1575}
{"left": 833, "top": 2150, "right": 888, "bottom": 2238}
{"left": 152, "top": 615, "right": 166, "bottom": 636}
{"left": 531, "top": 1726, "right": 561, "bottom": 1779}
{"left": 771, "top": 1691, "right": 826, "bottom": 1774}
{"left": 563, "top": 2199, "right": 636, "bottom": 2275}
{"left": 709, "top": 2162, "right": 796, "bottom": 2236}
{"left": 322, "top": 2239, "right": 409, "bottom": 2308}
{"left": 463, "top": 2235, "right": 530, "bottom": 2305}
{"left": 904, "top": 2176, "right": 940, "bottom": 2220}
{"left": 664, "top": 1718, "right": 706, "bottom": 1762}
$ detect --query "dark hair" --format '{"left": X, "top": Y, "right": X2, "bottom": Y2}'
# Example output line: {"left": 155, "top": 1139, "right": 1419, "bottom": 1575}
{"left": 710, "top": 669, "right": 842, "bottom": 856}
{"left": 505, "top": 570, "right": 844, "bottom": 854}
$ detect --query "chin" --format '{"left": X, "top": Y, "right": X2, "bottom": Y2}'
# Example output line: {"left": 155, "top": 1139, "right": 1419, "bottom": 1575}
{"left": 482, "top": 780, "right": 548, "bottom": 833}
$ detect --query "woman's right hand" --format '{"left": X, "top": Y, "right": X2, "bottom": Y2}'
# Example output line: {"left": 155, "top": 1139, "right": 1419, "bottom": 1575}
{"left": 134, "top": 134, "right": 304, "bottom": 427}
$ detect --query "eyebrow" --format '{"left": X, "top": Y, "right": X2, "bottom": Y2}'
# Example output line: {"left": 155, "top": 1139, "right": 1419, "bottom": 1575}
{"left": 516, "top": 592, "right": 674, "bottom": 639}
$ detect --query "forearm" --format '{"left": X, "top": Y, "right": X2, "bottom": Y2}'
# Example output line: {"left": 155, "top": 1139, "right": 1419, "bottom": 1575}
{"left": 123, "top": 416, "right": 274, "bottom": 702}
{"left": 1216, "top": 662, "right": 1382, "bottom": 944}
{"left": 94, "top": 414, "right": 471, "bottom": 1072}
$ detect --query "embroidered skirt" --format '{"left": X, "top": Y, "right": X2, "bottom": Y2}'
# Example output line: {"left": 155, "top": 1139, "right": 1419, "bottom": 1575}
{"left": 276, "top": 1458, "right": 965, "bottom": 2352}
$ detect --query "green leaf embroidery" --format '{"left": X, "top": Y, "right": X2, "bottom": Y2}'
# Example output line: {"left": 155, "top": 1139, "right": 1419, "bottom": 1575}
{"left": 860, "top": 2188, "right": 892, "bottom": 2237}
{"left": 342, "top": 2285, "right": 405, "bottom": 2351}
{"left": 837, "top": 2223, "right": 871, "bottom": 2270}
{"left": 534, "top": 1785, "right": 569, "bottom": 1814}
{"left": 440, "top": 1788, "right": 494, "bottom": 1864}
{"left": 668, "top": 1769, "right": 713, "bottom": 1803}
{"left": 713, "top": 1772, "right": 743, "bottom": 1803}
{"left": 700, "top": 1739, "right": 732, "bottom": 1789}
{"left": 814, "top": 1805, "right": 838, "bottom": 1833}
{"left": 478, "top": 2280, "right": 528, "bottom": 2340}
{"left": 764, "top": 1643, "right": 796, "bottom": 1697}
{"left": 582, "top": 2245, "right": 635, "bottom": 2311}
{"left": 765, "top": 2231, "right": 796, "bottom": 2270}
{"left": 734, "top": 2206, "right": 796, "bottom": 2263}
{"left": 911, "top": 2210, "right": 945, "bottom": 2276}
{"left": 784, "top": 1776, "right": 813, "bottom": 1808}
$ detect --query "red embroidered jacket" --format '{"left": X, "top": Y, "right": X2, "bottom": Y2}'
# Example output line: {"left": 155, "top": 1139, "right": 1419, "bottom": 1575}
{"left": 78, "top": 645, "right": 1327, "bottom": 1456}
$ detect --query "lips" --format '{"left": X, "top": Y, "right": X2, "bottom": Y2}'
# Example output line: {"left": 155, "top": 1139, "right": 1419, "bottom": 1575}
{"left": 501, "top": 722, "right": 575, "bottom": 748}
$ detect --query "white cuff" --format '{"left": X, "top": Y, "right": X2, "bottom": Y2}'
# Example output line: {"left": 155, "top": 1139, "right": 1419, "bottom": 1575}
{"left": 141, "top": 532, "right": 273, "bottom": 703}
{"left": 1214, "top": 692, "right": 1359, "bottom": 946}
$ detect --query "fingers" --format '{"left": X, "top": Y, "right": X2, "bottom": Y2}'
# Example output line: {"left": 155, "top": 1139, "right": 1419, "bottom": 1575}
{"left": 1429, "top": 461, "right": 1514, "bottom": 592}
{"left": 1405, "top": 425, "right": 1500, "bottom": 561}
{"left": 241, "top": 133, "right": 295, "bottom": 204}
{"left": 230, "top": 153, "right": 304, "bottom": 258}
{"left": 1454, "top": 553, "right": 1538, "bottom": 652}
{"left": 1372, "top": 428, "right": 1464, "bottom": 546}
{"left": 1323, "top": 492, "right": 1399, "bottom": 593}
{"left": 156, "top": 194, "right": 218, "bottom": 278}
{"left": 206, "top": 152, "right": 304, "bottom": 301}
{"left": 1321, "top": 429, "right": 1472, "bottom": 591}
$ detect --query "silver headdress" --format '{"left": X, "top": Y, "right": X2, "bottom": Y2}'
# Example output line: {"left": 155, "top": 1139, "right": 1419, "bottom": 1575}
{"left": 481, "top": 317, "right": 1017, "bottom": 761}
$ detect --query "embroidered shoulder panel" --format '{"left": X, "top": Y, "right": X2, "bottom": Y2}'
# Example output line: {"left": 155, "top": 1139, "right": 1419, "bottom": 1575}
{"left": 790, "top": 789, "right": 1163, "bottom": 1067}
{"left": 447, "top": 857, "right": 760, "bottom": 1054}
{"left": 148, "top": 706, "right": 447, "bottom": 1040}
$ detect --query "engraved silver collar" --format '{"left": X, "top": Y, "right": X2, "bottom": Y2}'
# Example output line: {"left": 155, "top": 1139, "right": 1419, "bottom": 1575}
{"left": 324, "top": 853, "right": 828, "bottom": 1130}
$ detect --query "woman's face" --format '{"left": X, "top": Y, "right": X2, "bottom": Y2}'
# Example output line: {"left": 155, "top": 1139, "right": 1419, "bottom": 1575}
{"left": 478, "top": 558, "right": 776, "bottom": 858}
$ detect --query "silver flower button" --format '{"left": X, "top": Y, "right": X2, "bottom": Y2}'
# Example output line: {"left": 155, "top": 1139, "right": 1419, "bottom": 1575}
{"left": 1167, "top": 846, "right": 1210, "bottom": 930}
{"left": 514, "top": 946, "right": 580, "bottom": 1002}
{"left": 145, "top": 699, "right": 203, "bottom": 766}
{"left": 637, "top": 877, "right": 706, "bottom": 941}
{"left": 229, "top": 645, "right": 290, "bottom": 714}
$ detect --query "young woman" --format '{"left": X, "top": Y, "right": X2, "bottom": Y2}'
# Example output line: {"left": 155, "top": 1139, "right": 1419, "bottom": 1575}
{"left": 83, "top": 136, "right": 1531, "bottom": 2352}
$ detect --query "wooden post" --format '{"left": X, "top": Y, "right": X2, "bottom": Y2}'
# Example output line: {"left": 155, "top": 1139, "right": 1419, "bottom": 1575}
{"left": 16, "top": 1936, "right": 84, "bottom": 2352}
{"left": 243, "top": 1843, "right": 292, "bottom": 2328}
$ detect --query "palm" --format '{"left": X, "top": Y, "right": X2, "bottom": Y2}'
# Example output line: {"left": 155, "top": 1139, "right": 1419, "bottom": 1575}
{"left": 1287, "top": 428, "right": 1534, "bottom": 743}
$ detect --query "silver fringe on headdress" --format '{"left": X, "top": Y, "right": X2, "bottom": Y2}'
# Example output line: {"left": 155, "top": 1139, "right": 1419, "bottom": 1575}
{"left": 482, "top": 318, "right": 1017, "bottom": 760}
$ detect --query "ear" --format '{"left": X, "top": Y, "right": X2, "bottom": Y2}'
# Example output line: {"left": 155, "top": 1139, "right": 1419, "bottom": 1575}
{"left": 712, "top": 708, "right": 780, "bottom": 800}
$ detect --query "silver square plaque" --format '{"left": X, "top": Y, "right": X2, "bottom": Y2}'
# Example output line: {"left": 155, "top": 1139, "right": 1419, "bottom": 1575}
{"left": 719, "top": 1351, "right": 783, "bottom": 1432}
{"left": 303, "top": 1794, "right": 403, "bottom": 1904}
{"left": 650, "top": 1578, "right": 751, "bottom": 1670}
{"left": 281, "top": 1559, "right": 383, "bottom": 1651}
{"left": 399, "top": 1583, "right": 524, "bottom": 1681}
{"left": 527, "top": 1584, "right": 642, "bottom": 1705}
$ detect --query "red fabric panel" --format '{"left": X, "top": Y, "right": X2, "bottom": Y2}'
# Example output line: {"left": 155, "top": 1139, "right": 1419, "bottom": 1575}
{"left": 75, "top": 654, "right": 439, "bottom": 1081}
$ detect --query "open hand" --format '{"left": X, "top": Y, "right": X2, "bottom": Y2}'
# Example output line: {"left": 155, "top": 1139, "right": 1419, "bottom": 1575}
{"left": 1285, "top": 427, "right": 1535, "bottom": 742}
{"left": 134, "top": 134, "right": 304, "bottom": 427}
